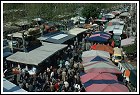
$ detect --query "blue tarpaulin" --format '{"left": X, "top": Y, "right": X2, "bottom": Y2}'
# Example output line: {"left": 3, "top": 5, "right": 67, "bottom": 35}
{"left": 90, "top": 56, "right": 109, "bottom": 62}
{"left": 84, "top": 79, "right": 118, "bottom": 88}
{"left": 79, "top": 71, "right": 86, "bottom": 76}
{"left": 87, "top": 36, "right": 109, "bottom": 42}
{"left": 3, "top": 78, "right": 27, "bottom": 92}
{"left": 93, "top": 31, "right": 112, "bottom": 36}
{"left": 3, "top": 52, "right": 13, "bottom": 58}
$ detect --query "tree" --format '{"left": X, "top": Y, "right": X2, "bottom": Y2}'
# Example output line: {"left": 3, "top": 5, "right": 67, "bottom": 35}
{"left": 81, "top": 3, "right": 118, "bottom": 19}
{"left": 82, "top": 4, "right": 102, "bottom": 19}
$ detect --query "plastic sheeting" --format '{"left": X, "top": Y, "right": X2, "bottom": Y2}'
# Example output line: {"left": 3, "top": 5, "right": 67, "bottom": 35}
{"left": 3, "top": 78, "right": 27, "bottom": 92}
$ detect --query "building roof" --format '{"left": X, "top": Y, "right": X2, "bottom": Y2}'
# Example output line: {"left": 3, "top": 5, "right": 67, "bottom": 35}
{"left": 38, "top": 32, "right": 75, "bottom": 44}
{"left": 67, "top": 28, "right": 88, "bottom": 35}
{"left": 6, "top": 42, "right": 67, "bottom": 65}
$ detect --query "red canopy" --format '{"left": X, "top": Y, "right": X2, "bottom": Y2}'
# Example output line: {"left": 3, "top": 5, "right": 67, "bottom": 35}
{"left": 85, "top": 83, "right": 129, "bottom": 92}
{"left": 90, "top": 44, "right": 97, "bottom": 50}
{"left": 80, "top": 72, "right": 118, "bottom": 83}
{"left": 91, "top": 44, "right": 114, "bottom": 54}
{"left": 85, "top": 68, "right": 122, "bottom": 74}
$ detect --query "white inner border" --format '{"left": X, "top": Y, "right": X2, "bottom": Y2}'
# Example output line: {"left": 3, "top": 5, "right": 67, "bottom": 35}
{"left": 1, "top": 1, "right": 139, "bottom": 94}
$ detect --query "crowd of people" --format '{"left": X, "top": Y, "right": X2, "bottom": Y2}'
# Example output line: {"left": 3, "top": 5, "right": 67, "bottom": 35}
{"left": 4, "top": 36, "right": 89, "bottom": 92}
{"left": 4, "top": 20, "right": 117, "bottom": 92}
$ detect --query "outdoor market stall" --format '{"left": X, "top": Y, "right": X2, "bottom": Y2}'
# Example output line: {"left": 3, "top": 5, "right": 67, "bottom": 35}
{"left": 38, "top": 31, "right": 75, "bottom": 44}
{"left": 90, "top": 44, "right": 114, "bottom": 54}
{"left": 82, "top": 50, "right": 110, "bottom": 58}
{"left": 67, "top": 28, "right": 88, "bottom": 42}
{"left": 3, "top": 78, "right": 27, "bottom": 92}
{"left": 6, "top": 42, "right": 67, "bottom": 68}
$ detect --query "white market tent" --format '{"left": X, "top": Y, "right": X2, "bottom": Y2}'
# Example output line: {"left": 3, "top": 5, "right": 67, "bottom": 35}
{"left": 112, "top": 11, "right": 121, "bottom": 14}
{"left": 119, "top": 12, "right": 130, "bottom": 17}
{"left": 118, "top": 25, "right": 124, "bottom": 30}
{"left": 6, "top": 42, "right": 67, "bottom": 65}
{"left": 67, "top": 28, "right": 88, "bottom": 36}
{"left": 3, "top": 78, "right": 27, "bottom": 92}
{"left": 104, "top": 13, "right": 115, "bottom": 19}
{"left": 82, "top": 50, "right": 110, "bottom": 58}
{"left": 95, "top": 19, "right": 108, "bottom": 22}
{"left": 109, "top": 19, "right": 125, "bottom": 25}
{"left": 113, "top": 29, "right": 123, "bottom": 35}
{"left": 121, "top": 37, "right": 135, "bottom": 46}
{"left": 7, "top": 31, "right": 29, "bottom": 38}
{"left": 71, "top": 16, "right": 86, "bottom": 24}
{"left": 104, "top": 26, "right": 114, "bottom": 32}
{"left": 110, "top": 19, "right": 120, "bottom": 22}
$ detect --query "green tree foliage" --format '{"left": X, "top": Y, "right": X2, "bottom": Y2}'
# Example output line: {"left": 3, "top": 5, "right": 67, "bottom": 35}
{"left": 81, "top": 3, "right": 119, "bottom": 19}
{"left": 123, "top": 42, "right": 137, "bottom": 54}
{"left": 3, "top": 3, "right": 120, "bottom": 22}
{"left": 82, "top": 4, "right": 98, "bottom": 19}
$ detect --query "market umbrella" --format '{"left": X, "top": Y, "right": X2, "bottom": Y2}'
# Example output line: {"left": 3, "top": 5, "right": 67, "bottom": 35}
{"left": 87, "top": 36, "right": 109, "bottom": 43}
{"left": 108, "top": 22, "right": 113, "bottom": 26}
{"left": 85, "top": 82, "right": 129, "bottom": 92}
{"left": 91, "top": 44, "right": 114, "bottom": 54}
{"left": 85, "top": 68, "right": 122, "bottom": 74}
{"left": 92, "top": 44, "right": 104, "bottom": 50}
{"left": 112, "top": 11, "right": 121, "bottom": 16}
{"left": 90, "top": 56, "right": 109, "bottom": 62}
{"left": 103, "top": 45, "right": 114, "bottom": 54}
{"left": 105, "top": 13, "right": 115, "bottom": 19}
{"left": 82, "top": 50, "right": 110, "bottom": 58}
{"left": 82, "top": 56, "right": 112, "bottom": 64}
{"left": 80, "top": 72, "right": 118, "bottom": 83}
{"left": 90, "top": 33, "right": 111, "bottom": 38}
{"left": 82, "top": 61, "right": 121, "bottom": 74}
{"left": 90, "top": 44, "right": 97, "bottom": 50}
{"left": 93, "top": 31, "right": 112, "bottom": 36}
{"left": 83, "top": 61, "right": 118, "bottom": 71}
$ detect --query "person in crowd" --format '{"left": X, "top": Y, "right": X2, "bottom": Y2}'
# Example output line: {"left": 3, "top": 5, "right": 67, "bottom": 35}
{"left": 62, "top": 69, "right": 67, "bottom": 82}
{"left": 65, "top": 60, "right": 70, "bottom": 69}
{"left": 4, "top": 31, "right": 89, "bottom": 92}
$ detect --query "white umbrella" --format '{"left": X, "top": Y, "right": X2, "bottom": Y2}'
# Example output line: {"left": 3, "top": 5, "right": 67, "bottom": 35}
{"left": 105, "top": 13, "right": 115, "bottom": 19}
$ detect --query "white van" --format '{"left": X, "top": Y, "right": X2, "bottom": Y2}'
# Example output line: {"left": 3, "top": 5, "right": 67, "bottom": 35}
{"left": 112, "top": 47, "right": 123, "bottom": 64}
